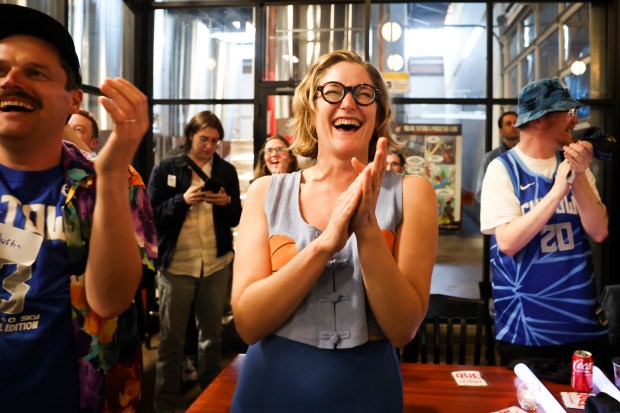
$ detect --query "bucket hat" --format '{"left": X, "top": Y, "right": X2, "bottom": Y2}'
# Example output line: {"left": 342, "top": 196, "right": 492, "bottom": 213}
{"left": 0, "top": 4, "right": 82, "bottom": 87}
{"left": 515, "top": 78, "right": 581, "bottom": 127}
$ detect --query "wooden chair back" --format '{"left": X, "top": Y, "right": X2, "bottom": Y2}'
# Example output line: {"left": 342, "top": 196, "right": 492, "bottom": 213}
{"left": 403, "top": 294, "right": 486, "bottom": 365}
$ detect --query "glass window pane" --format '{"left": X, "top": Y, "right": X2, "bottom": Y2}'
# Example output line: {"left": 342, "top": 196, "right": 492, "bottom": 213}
{"left": 370, "top": 3, "right": 487, "bottom": 99}
{"left": 562, "top": 5, "right": 589, "bottom": 65}
{"left": 539, "top": 34, "right": 559, "bottom": 78}
{"left": 521, "top": 12, "right": 536, "bottom": 49}
{"left": 521, "top": 52, "right": 535, "bottom": 87}
{"left": 539, "top": 3, "right": 559, "bottom": 28}
{"left": 264, "top": 4, "right": 365, "bottom": 81}
{"left": 508, "top": 31, "right": 518, "bottom": 61}
{"left": 153, "top": 8, "right": 255, "bottom": 99}
{"left": 69, "top": 1, "right": 133, "bottom": 85}
{"left": 509, "top": 66, "right": 518, "bottom": 97}
{"left": 0, "top": 0, "right": 60, "bottom": 15}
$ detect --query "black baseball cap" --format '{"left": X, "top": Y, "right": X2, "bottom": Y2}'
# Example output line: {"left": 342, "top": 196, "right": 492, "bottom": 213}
{"left": 0, "top": 4, "right": 82, "bottom": 87}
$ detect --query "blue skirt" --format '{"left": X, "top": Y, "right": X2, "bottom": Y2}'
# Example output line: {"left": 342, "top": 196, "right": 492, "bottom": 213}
{"left": 231, "top": 335, "right": 403, "bottom": 413}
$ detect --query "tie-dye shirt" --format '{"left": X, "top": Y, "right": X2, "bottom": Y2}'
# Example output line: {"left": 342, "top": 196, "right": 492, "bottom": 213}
{"left": 63, "top": 142, "right": 157, "bottom": 412}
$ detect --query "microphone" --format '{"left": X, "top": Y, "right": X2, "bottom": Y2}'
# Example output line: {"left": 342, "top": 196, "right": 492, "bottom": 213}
{"left": 572, "top": 127, "right": 616, "bottom": 162}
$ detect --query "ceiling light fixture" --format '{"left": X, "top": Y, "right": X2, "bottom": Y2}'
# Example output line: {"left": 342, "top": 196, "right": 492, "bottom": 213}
{"left": 386, "top": 54, "right": 404, "bottom": 71}
{"left": 381, "top": 22, "right": 402, "bottom": 42}
{"left": 570, "top": 60, "right": 586, "bottom": 76}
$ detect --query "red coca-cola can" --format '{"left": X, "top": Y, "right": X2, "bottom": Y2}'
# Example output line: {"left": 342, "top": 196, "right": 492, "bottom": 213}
{"left": 571, "top": 350, "right": 593, "bottom": 392}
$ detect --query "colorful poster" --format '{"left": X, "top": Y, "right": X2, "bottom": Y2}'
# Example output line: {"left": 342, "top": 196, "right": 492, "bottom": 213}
{"left": 395, "top": 124, "right": 462, "bottom": 230}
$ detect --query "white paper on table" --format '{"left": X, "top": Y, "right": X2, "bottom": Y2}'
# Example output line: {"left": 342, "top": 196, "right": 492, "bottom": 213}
{"left": 513, "top": 363, "right": 567, "bottom": 413}
{"left": 490, "top": 407, "right": 528, "bottom": 413}
{"left": 560, "top": 392, "right": 593, "bottom": 409}
{"left": 451, "top": 370, "right": 488, "bottom": 386}
{"left": 592, "top": 366, "right": 620, "bottom": 403}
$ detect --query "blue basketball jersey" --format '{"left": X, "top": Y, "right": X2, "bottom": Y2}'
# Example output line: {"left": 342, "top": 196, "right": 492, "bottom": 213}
{"left": 0, "top": 163, "right": 78, "bottom": 412}
{"left": 490, "top": 151, "right": 607, "bottom": 346}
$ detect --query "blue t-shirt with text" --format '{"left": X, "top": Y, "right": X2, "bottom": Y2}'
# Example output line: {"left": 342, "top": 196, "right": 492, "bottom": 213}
{"left": 0, "top": 163, "right": 78, "bottom": 412}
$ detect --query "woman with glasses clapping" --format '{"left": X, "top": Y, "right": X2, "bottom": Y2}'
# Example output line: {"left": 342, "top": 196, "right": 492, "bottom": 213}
{"left": 230, "top": 50, "right": 438, "bottom": 412}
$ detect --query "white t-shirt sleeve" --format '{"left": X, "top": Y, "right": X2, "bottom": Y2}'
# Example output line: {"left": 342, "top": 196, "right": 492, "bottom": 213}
{"left": 479, "top": 154, "right": 602, "bottom": 235}
{"left": 479, "top": 158, "right": 521, "bottom": 235}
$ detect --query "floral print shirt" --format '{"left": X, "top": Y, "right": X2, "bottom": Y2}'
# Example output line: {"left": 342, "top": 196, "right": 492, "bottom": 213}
{"left": 62, "top": 142, "right": 158, "bottom": 412}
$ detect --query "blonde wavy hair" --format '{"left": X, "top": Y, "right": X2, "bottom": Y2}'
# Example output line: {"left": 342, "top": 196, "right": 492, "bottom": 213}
{"left": 290, "top": 50, "right": 395, "bottom": 161}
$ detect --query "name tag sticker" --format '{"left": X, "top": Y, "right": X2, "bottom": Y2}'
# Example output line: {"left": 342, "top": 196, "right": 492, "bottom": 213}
{"left": 167, "top": 175, "right": 177, "bottom": 188}
{"left": 0, "top": 223, "right": 43, "bottom": 266}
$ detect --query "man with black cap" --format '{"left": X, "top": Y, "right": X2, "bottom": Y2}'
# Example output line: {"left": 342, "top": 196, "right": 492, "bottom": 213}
{"left": 0, "top": 5, "right": 157, "bottom": 412}
{"left": 480, "top": 78, "right": 609, "bottom": 366}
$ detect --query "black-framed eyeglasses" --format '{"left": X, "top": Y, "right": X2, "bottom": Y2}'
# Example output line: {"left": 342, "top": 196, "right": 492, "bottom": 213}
{"left": 316, "top": 81, "right": 381, "bottom": 106}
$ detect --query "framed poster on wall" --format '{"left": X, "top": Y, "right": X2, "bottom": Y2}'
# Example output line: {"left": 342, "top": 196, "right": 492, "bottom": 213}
{"left": 395, "top": 124, "right": 462, "bottom": 230}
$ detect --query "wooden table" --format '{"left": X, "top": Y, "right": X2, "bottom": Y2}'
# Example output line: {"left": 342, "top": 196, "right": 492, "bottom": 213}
{"left": 187, "top": 354, "right": 578, "bottom": 412}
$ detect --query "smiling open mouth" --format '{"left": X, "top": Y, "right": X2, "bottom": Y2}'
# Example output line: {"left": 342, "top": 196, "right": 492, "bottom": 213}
{"left": 333, "top": 118, "right": 361, "bottom": 132}
{"left": 0, "top": 100, "right": 35, "bottom": 112}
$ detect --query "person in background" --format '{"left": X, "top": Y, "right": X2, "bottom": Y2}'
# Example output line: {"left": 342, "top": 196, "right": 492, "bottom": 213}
{"left": 475, "top": 111, "right": 520, "bottom": 202}
{"left": 385, "top": 151, "right": 405, "bottom": 173}
{"left": 63, "top": 123, "right": 92, "bottom": 152}
{"left": 251, "top": 134, "right": 299, "bottom": 182}
{"left": 230, "top": 50, "right": 437, "bottom": 412}
{"left": 148, "top": 110, "right": 242, "bottom": 413}
{"left": 0, "top": 5, "right": 157, "bottom": 412}
{"left": 480, "top": 78, "right": 609, "bottom": 366}
{"left": 69, "top": 108, "right": 99, "bottom": 152}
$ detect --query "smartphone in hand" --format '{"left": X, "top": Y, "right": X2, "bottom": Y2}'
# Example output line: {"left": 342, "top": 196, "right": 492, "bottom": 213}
{"left": 203, "top": 178, "right": 223, "bottom": 193}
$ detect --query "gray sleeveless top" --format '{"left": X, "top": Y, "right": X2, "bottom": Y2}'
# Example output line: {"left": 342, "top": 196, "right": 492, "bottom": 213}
{"left": 265, "top": 170, "right": 403, "bottom": 349}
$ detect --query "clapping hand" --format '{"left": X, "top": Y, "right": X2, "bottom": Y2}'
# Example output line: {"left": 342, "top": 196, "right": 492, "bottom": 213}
{"left": 349, "top": 137, "right": 388, "bottom": 233}
{"left": 96, "top": 78, "right": 148, "bottom": 177}
{"left": 563, "top": 140, "right": 594, "bottom": 180}
{"left": 318, "top": 138, "right": 388, "bottom": 254}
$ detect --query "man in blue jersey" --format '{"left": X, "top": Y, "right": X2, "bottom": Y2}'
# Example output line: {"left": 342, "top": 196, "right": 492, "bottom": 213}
{"left": 0, "top": 5, "right": 157, "bottom": 412}
{"left": 480, "top": 78, "right": 609, "bottom": 367}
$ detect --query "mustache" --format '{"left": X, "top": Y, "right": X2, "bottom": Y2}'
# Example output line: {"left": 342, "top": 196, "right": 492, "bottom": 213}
{"left": 0, "top": 90, "right": 43, "bottom": 109}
